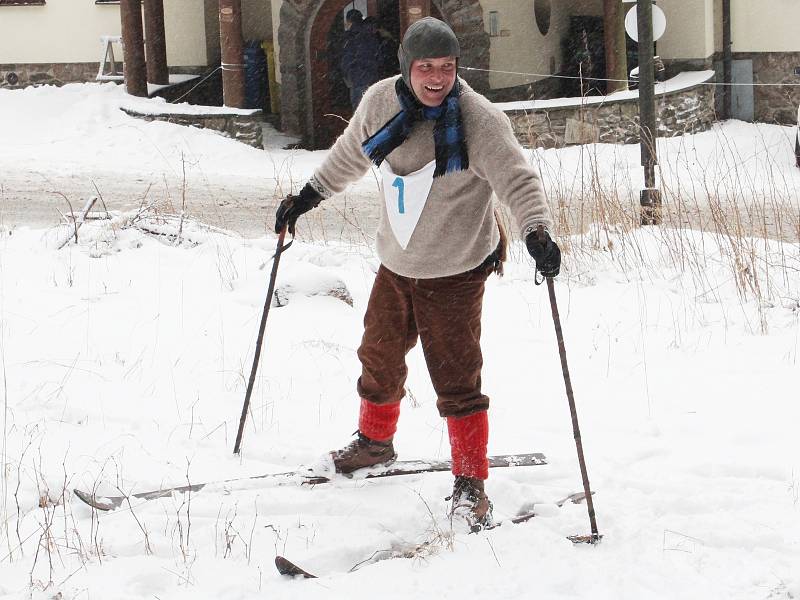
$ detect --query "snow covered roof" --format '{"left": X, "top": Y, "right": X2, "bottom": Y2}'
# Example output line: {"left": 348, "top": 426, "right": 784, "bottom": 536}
{"left": 494, "top": 70, "right": 717, "bottom": 112}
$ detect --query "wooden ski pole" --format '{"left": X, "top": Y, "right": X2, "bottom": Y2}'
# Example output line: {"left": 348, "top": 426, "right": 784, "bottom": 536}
{"left": 537, "top": 225, "right": 601, "bottom": 544}
{"left": 234, "top": 226, "right": 290, "bottom": 455}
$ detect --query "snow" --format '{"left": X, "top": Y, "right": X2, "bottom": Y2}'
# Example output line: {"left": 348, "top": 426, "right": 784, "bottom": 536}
{"left": 146, "top": 74, "right": 202, "bottom": 96}
{"left": 0, "top": 83, "right": 799, "bottom": 600}
{"left": 493, "top": 70, "right": 716, "bottom": 111}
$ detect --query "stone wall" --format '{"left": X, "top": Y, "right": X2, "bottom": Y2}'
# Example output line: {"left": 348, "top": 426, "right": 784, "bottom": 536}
{"left": 120, "top": 108, "right": 264, "bottom": 148}
{"left": 746, "top": 52, "right": 800, "bottom": 124}
{"left": 504, "top": 80, "right": 716, "bottom": 149}
{"left": 0, "top": 62, "right": 210, "bottom": 89}
{"left": 0, "top": 62, "right": 99, "bottom": 89}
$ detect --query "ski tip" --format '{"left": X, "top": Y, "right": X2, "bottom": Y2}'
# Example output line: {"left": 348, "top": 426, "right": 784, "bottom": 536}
{"left": 73, "top": 488, "right": 115, "bottom": 511}
{"left": 555, "top": 490, "right": 596, "bottom": 507}
{"left": 275, "top": 556, "right": 317, "bottom": 579}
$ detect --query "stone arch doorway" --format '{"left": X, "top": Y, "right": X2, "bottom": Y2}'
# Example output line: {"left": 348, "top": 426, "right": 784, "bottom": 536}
{"left": 278, "top": 0, "right": 490, "bottom": 149}
{"left": 309, "top": 1, "right": 445, "bottom": 149}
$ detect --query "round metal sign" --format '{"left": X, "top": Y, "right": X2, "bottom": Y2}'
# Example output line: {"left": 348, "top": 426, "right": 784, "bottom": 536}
{"left": 625, "top": 5, "right": 667, "bottom": 42}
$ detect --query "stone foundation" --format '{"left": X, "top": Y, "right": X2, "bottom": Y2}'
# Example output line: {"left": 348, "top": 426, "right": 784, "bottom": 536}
{"left": 675, "top": 52, "right": 800, "bottom": 125}
{"left": 120, "top": 107, "right": 264, "bottom": 148}
{"left": 0, "top": 62, "right": 100, "bottom": 89}
{"left": 503, "top": 74, "right": 716, "bottom": 149}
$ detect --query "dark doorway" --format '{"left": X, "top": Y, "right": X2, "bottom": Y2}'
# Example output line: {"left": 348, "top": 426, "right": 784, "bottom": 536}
{"left": 309, "top": 1, "right": 356, "bottom": 149}
{"left": 561, "top": 16, "right": 606, "bottom": 97}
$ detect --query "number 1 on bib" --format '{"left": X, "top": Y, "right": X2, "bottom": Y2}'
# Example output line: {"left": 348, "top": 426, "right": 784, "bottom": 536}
{"left": 392, "top": 177, "right": 405, "bottom": 214}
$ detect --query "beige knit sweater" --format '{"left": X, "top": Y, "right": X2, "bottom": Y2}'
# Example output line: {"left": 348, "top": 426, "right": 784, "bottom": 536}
{"left": 313, "top": 76, "right": 552, "bottom": 279}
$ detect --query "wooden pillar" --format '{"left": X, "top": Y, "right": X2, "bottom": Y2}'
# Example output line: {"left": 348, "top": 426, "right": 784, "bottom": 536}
{"left": 603, "top": 0, "right": 628, "bottom": 93}
{"left": 636, "top": 0, "right": 661, "bottom": 225}
{"left": 120, "top": 0, "right": 148, "bottom": 97}
{"left": 143, "top": 0, "right": 169, "bottom": 85}
{"left": 219, "top": 0, "right": 245, "bottom": 108}
{"left": 722, "top": 0, "right": 732, "bottom": 118}
{"left": 399, "top": 0, "right": 431, "bottom": 38}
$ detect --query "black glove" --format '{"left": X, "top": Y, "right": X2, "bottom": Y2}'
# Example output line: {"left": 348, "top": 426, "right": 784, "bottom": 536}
{"left": 274, "top": 182, "right": 324, "bottom": 235}
{"left": 525, "top": 228, "right": 561, "bottom": 278}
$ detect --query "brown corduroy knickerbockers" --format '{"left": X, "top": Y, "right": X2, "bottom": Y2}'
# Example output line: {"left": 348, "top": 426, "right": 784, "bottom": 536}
{"left": 356, "top": 264, "right": 491, "bottom": 418}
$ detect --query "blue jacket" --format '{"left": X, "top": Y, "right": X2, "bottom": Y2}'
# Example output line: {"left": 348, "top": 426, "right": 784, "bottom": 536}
{"left": 340, "top": 22, "right": 382, "bottom": 89}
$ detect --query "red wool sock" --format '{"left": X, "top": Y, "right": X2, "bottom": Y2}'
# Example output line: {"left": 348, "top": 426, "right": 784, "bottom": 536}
{"left": 358, "top": 398, "right": 401, "bottom": 442}
{"left": 447, "top": 411, "right": 489, "bottom": 480}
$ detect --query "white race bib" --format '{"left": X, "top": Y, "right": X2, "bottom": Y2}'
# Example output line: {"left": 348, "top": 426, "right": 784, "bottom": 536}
{"left": 379, "top": 159, "right": 436, "bottom": 250}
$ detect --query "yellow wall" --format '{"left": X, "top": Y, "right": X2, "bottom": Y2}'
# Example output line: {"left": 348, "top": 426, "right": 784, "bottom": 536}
{"left": 730, "top": 0, "right": 800, "bottom": 52}
{"left": 0, "top": 3, "right": 121, "bottom": 63}
{"left": 480, "top": 0, "right": 600, "bottom": 89}
{"left": 0, "top": 0, "right": 207, "bottom": 66}
{"left": 164, "top": 0, "right": 209, "bottom": 66}
{"left": 662, "top": 0, "right": 800, "bottom": 56}
{"left": 657, "top": 0, "right": 715, "bottom": 60}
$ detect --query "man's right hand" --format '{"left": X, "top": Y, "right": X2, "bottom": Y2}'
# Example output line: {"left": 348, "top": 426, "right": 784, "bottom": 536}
{"left": 274, "top": 182, "right": 324, "bottom": 235}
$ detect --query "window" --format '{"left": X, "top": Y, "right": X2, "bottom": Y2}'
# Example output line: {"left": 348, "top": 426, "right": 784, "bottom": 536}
{"left": 534, "top": 0, "right": 551, "bottom": 36}
{"left": 0, "top": 0, "right": 46, "bottom": 5}
{"left": 488, "top": 11, "right": 499, "bottom": 37}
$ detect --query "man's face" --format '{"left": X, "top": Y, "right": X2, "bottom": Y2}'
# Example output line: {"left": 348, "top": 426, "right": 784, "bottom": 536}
{"left": 409, "top": 56, "right": 457, "bottom": 107}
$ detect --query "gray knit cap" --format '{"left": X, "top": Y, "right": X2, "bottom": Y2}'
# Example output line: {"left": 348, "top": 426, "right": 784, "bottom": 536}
{"left": 398, "top": 17, "right": 461, "bottom": 88}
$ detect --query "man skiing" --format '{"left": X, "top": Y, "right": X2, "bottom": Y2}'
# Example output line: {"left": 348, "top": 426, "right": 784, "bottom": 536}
{"left": 274, "top": 17, "right": 560, "bottom": 529}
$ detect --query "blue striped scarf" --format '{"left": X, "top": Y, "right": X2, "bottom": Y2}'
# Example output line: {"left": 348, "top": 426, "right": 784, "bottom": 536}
{"left": 362, "top": 78, "right": 468, "bottom": 178}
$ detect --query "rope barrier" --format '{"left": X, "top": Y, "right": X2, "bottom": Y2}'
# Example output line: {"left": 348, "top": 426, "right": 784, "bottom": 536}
{"left": 173, "top": 66, "right": 223, "bottom": 103}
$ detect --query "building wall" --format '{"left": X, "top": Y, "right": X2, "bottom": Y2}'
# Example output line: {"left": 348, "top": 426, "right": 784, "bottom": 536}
{"left": 0, "top": 3, "right": 121, "bottom": 64}
{"left": 270, "top": 0, "right": 605, "bottom": 91}
{"left": 568, "top": 0, "right": 603, "bottom": 18}
{"left": 242, "top": 0, "right": 274, "bottom": 42}
{"left": 164, "top": 0, "right": 209, "bottom": 66}
{"left": 480, "top": 0, "right": 583, "bottom": 90}
{"left": 657, "top": 0, "right": 715, "bottom": 61}
{"left": 0, "top": 0, "right": 207, "bottom": 67}
{"left": 731, "top": 0, "right": 800, "bottom": 52}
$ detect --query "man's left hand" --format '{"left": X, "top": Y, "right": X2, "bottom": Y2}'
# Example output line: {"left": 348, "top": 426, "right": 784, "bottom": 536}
{"left": 525, "top": 229, "right": 561, "bottom": 278}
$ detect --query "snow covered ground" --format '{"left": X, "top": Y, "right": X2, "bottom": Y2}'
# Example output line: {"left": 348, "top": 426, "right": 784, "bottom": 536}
{"left": 2, "top": 83, "right": 799, "bottom": 240}
{"left": 0, "top": 84, "right": 799, "bottom": 599}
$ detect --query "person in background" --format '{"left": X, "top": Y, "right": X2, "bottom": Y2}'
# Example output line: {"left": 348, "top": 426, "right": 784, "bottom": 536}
{"left": 275, "top": 17, "right": 560, "bottom": 530}
{"left": 364, "top": 15, "right": 400, "bottom": 80}
{"left": 341, "top": 9, "right": 382, "bottom": 109}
